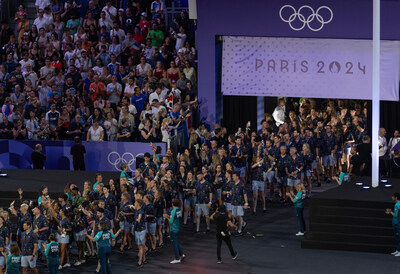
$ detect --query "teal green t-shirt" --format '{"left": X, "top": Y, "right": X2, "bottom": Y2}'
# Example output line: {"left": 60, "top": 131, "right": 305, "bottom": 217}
{"left": 6, "top": 254, "right": 21, "bottom": 274}
{"left": 393, "top": 201, "right": 400, "bottom": 225}
{"left": 94, "top": 230, "right": 115, "bottom": 247}
{"left": 339, "top": 172, "right": 349, "bottom": 184}
{"left": 169, "top": 208, "right": 182, "bottom": 233}
{"left": 45, "top": 241, "right": 59, "bottom": 259}
{"left": 293, "top": 191, "right": 305, "bottom": 208}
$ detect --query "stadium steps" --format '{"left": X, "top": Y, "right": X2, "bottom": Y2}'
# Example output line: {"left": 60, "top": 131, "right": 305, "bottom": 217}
{"left": 302, "top": 201, "right": 396, "bottom": 253}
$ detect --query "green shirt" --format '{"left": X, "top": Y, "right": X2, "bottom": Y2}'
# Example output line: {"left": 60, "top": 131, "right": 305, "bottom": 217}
{"left": 339, "top": 172, "right": 349, "bottom": 184}
{"left": 94, "top": 230, "right": 115, "bottom": 247}
{"left": 169, "top": 207, "right": 182, "bottom": 233}
{"left": 45, "top": 241, "right": 59, "bottom": 259}
{"left": 146, "top": 30, "right": 164, "bottom": 47}
{"left": 393, "top": 201, "right": 400, "bottom": 225}
{"left": 293, "top": 191, "right": 305, "bottom": 208}
{"left": 6, "top": 254, "right": 21, "bottom": 274}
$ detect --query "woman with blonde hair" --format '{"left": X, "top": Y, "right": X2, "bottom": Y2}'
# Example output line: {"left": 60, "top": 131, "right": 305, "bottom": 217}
{"left": 286, "top": 183, "right": 306, "bottom": 236}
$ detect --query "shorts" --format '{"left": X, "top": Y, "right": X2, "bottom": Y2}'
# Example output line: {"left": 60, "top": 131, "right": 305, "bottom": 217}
{"left": 156, "top": 217, "right": 164, "bottom": 226}
{"left": 263, "top": 171, "right": 275, "bottom": 183}
{"left": 184, "top": 196, "right": 196, "bottom": 206}
{"left": 232, "top": 205, "right": 244, "bottom": 217}
{"left": 304, "top": 170, "right": 312, "bottom": 177}
{"left": 74, "top": 230, "right": 87, "bottom": 242}
{"left": 37, "top": 240, "right": 46, "bottom": 253}
{"left": 234, "top": 166, "right": 246, "bottom": 178}
{"left": 57, "top": 233, "right": 70, "bottom": 244}
{"left": 287, "top": 178, "right": 300, "bottom": 187}
{"left": 21, "top": 255, "right": 37, "bottom": 268}
{"left": 119, "top": 221, "right": 132, "bottom": 231}
{"left": 277, "top": 176, "right": 287, "bottom": 187}
{"left": 223, "top": 202, "right": 232, "bottom": 211}
{"left": 146, "top": 222, "right": 156, "bottom": 234}
{"left": 135, "top": 230, "right": 146, "bottom": 245}
{"left": 214, "top": 188, "right": 222, "bottom": 199}
{"left": 344, "top": 143, "right": 352, "bottom": 155}
{"left": 195, "top": 204, "right": 210, "bottom": 216}
{"left": 0, "top": 256, "right": 4, "bottom": 266}
{"left": 252, "top": 180, "right": 265, "bottom": 191}
{"left": 312, "top": 160, "right": 318, "bottom": 169}
{"left": 323, "top": 155, "right": 335, "bottom": 166}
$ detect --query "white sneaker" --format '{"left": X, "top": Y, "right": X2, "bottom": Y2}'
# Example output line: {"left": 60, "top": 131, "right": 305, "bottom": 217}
{"left": 391, "top": 250, "right": 399, "bottom": 255}
{"left": 73, "top": 261, "right": 81, "bottom": 266}
{"left": 81, "top": 259, "right": 86, "bottom": 263}
{"left": 296, "top": 232, "right": 305, "bottom": 236}
{"left": 58, "top": 265, "right": 63, "bottom": 270}
{"left": 395, "top": 253, "right": 400, "bottom": 257}
{"left": 63, "top": 263, "right": 71, "bottom": 267}
{"left": 170, "top": 259, "right": 181, "bottom": 264}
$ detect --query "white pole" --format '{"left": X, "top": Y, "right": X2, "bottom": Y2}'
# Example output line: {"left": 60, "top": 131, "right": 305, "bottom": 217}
{"left": 371, "top": 0, "right": 380, "bottom": 188}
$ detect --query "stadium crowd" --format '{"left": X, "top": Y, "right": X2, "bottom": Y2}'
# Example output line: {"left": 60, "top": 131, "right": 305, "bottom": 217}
{"left": 0, "top": 0, "right": 197, "bottom": 145}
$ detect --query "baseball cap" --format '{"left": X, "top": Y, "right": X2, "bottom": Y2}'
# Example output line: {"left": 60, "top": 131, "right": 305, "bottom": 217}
{"left": 119, "top": 8, "right": 124, "bottom": 12}
{"left": 178, "top": 48, "right": 185, "bottom": 54}
{"left": 141, "top": 12, "right": 147, "bottom": 17}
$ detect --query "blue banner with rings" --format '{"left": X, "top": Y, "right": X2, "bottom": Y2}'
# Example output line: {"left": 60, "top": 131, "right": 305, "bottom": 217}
{"left": 0, "top": 140, "right": 166, "bottom": 172}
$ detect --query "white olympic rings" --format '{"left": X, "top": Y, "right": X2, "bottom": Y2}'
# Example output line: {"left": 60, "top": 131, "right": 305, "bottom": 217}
{"left": 279, "top": 5, "right": 333, "bottom": 32}
{"left": 108, "top": 152, "right": 144, "bottom": 172}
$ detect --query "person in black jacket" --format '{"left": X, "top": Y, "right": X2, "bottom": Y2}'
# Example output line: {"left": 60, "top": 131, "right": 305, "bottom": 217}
{"left": 70, "top": 136, "right": 86, "bottom": 170}
{"left": 31, "top": 144, "right": 46, "bottom": 169}
{"left": 210, "top": 205, "right": 238, "bottom": 264}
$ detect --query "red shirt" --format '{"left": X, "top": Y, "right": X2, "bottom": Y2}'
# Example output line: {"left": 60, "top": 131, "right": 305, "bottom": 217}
{"left": 139, "top": 20, "right": 150, "bottom": 36}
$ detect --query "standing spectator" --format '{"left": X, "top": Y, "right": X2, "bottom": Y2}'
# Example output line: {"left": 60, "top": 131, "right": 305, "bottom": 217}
{"left": 194, "top": 172, "right": 212, "bottom": 233}
{"left": 230, "top": 171, "right": 248, "bottom": 235}
{"left": 31, "top": 144, "right": 47, "bottom": 169}
{"left": 70, "top": 136, "right": 86, "bottom": 170}
{"left": 150, "top": 0, "right": 164, "bottom": 19}
{"left": 379, "top": 128, "right": 389, "bottom": 177}
{"left": 272, "top": 98, "right": 287, "bottom": 126}
{"left": 286, "top": 183, "right": 307, "bottom": 236}
{"left": 388, "top": 130, "right": 400, "bottom": 157}
{"left": 86, "top": 120, "right": 104, "bottom": 142}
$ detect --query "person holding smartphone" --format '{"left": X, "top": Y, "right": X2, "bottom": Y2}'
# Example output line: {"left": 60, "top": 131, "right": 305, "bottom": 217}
{"left": 210, "top": 205, "right": 238, "bottom": 264}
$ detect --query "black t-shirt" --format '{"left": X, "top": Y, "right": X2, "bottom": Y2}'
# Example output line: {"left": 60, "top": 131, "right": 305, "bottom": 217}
{"left": 0, "top": 121, "right": 13, "bottom": 139}
{"left": 31, "top": 151, "right": 46, "bottom": 169}
{"left": 118, "top": 126, "right": 131, "bottom": 142}
{"left": 67, "top": 122, "right": 83, "bottom": 140}
{"left": 70, "top": 144, "right": 86, "bottom": 163}
{"left": 350, "top": 154, "right": 363, "bottom": 176}
{"left": 215, "top": 212, "right": 229, "bottom": 234}
{"left": 357, "top": 143, "right": 371, "bottom": 163}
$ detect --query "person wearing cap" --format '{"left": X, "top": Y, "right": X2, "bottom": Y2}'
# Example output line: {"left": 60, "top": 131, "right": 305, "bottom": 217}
{"left": 210, "top": 205, "right": 238, "bottom": 264}
{"left": 139, "top": 12, "right": 150, "bottom": 36}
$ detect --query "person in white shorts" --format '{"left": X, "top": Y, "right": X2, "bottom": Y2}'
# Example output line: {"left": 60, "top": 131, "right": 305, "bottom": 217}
{"left": 230, "top": 172, "right": 249, "bottom": 236}
{"left": 21, "top": 221, "right": 38, "bottom": 274}
{"left": 194, "top": 172, "right": 213, "bottom": 233}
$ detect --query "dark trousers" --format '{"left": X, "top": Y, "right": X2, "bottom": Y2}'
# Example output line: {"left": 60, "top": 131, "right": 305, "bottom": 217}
{"left": 295, "top": 207, "right": 306, "bottom": 233}
{"left": 73, "top": 161, "right": 86, "bottom": 171}
{"left": 393, "top": 224, "right": 400, "bottom": 251}
{"left": 48, "top": 259, "right": 60, "bottom": 274}
{"left": 170, "top": 231, "right": 183, "bottom": 260}
{"left": 98, "top": 246, "right": 112, "bottom": 274}
{"left": 216, "top": 233, "right": 235, "bottom": 260}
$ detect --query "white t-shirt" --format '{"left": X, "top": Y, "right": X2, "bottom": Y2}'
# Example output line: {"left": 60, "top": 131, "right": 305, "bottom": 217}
{"left": 88, "top": 126, "right": 104, "bottom": 142}
{"left": 102, "top": 6, "right": 117, "bottom": 20}
{"left": 35, "top": 0, "right": 50, "bottom": 9}
{"left": 175, "top": 33, "right": 187, "bottom": 52}
{"left": 149, "top": 90, "right": 167, "bottom": 104}
{"left": 124, "top": 84, "right": 136, "bottom": 98}
{"left": 33, "top": 17, "right": 49, "bottom": 31}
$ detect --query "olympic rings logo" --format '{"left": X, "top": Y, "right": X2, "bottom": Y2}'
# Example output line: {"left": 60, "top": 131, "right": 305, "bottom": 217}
{"left": 107, "top": 152, "right": 144, "bottom": 172}
{"left": 279, "top": 5, "right": 333, "bottom": 32}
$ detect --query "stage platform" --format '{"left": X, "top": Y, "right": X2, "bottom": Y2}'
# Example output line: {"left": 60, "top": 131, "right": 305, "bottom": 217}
{"left": 302, "top": 177, "right": 398, "bottom": 253}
